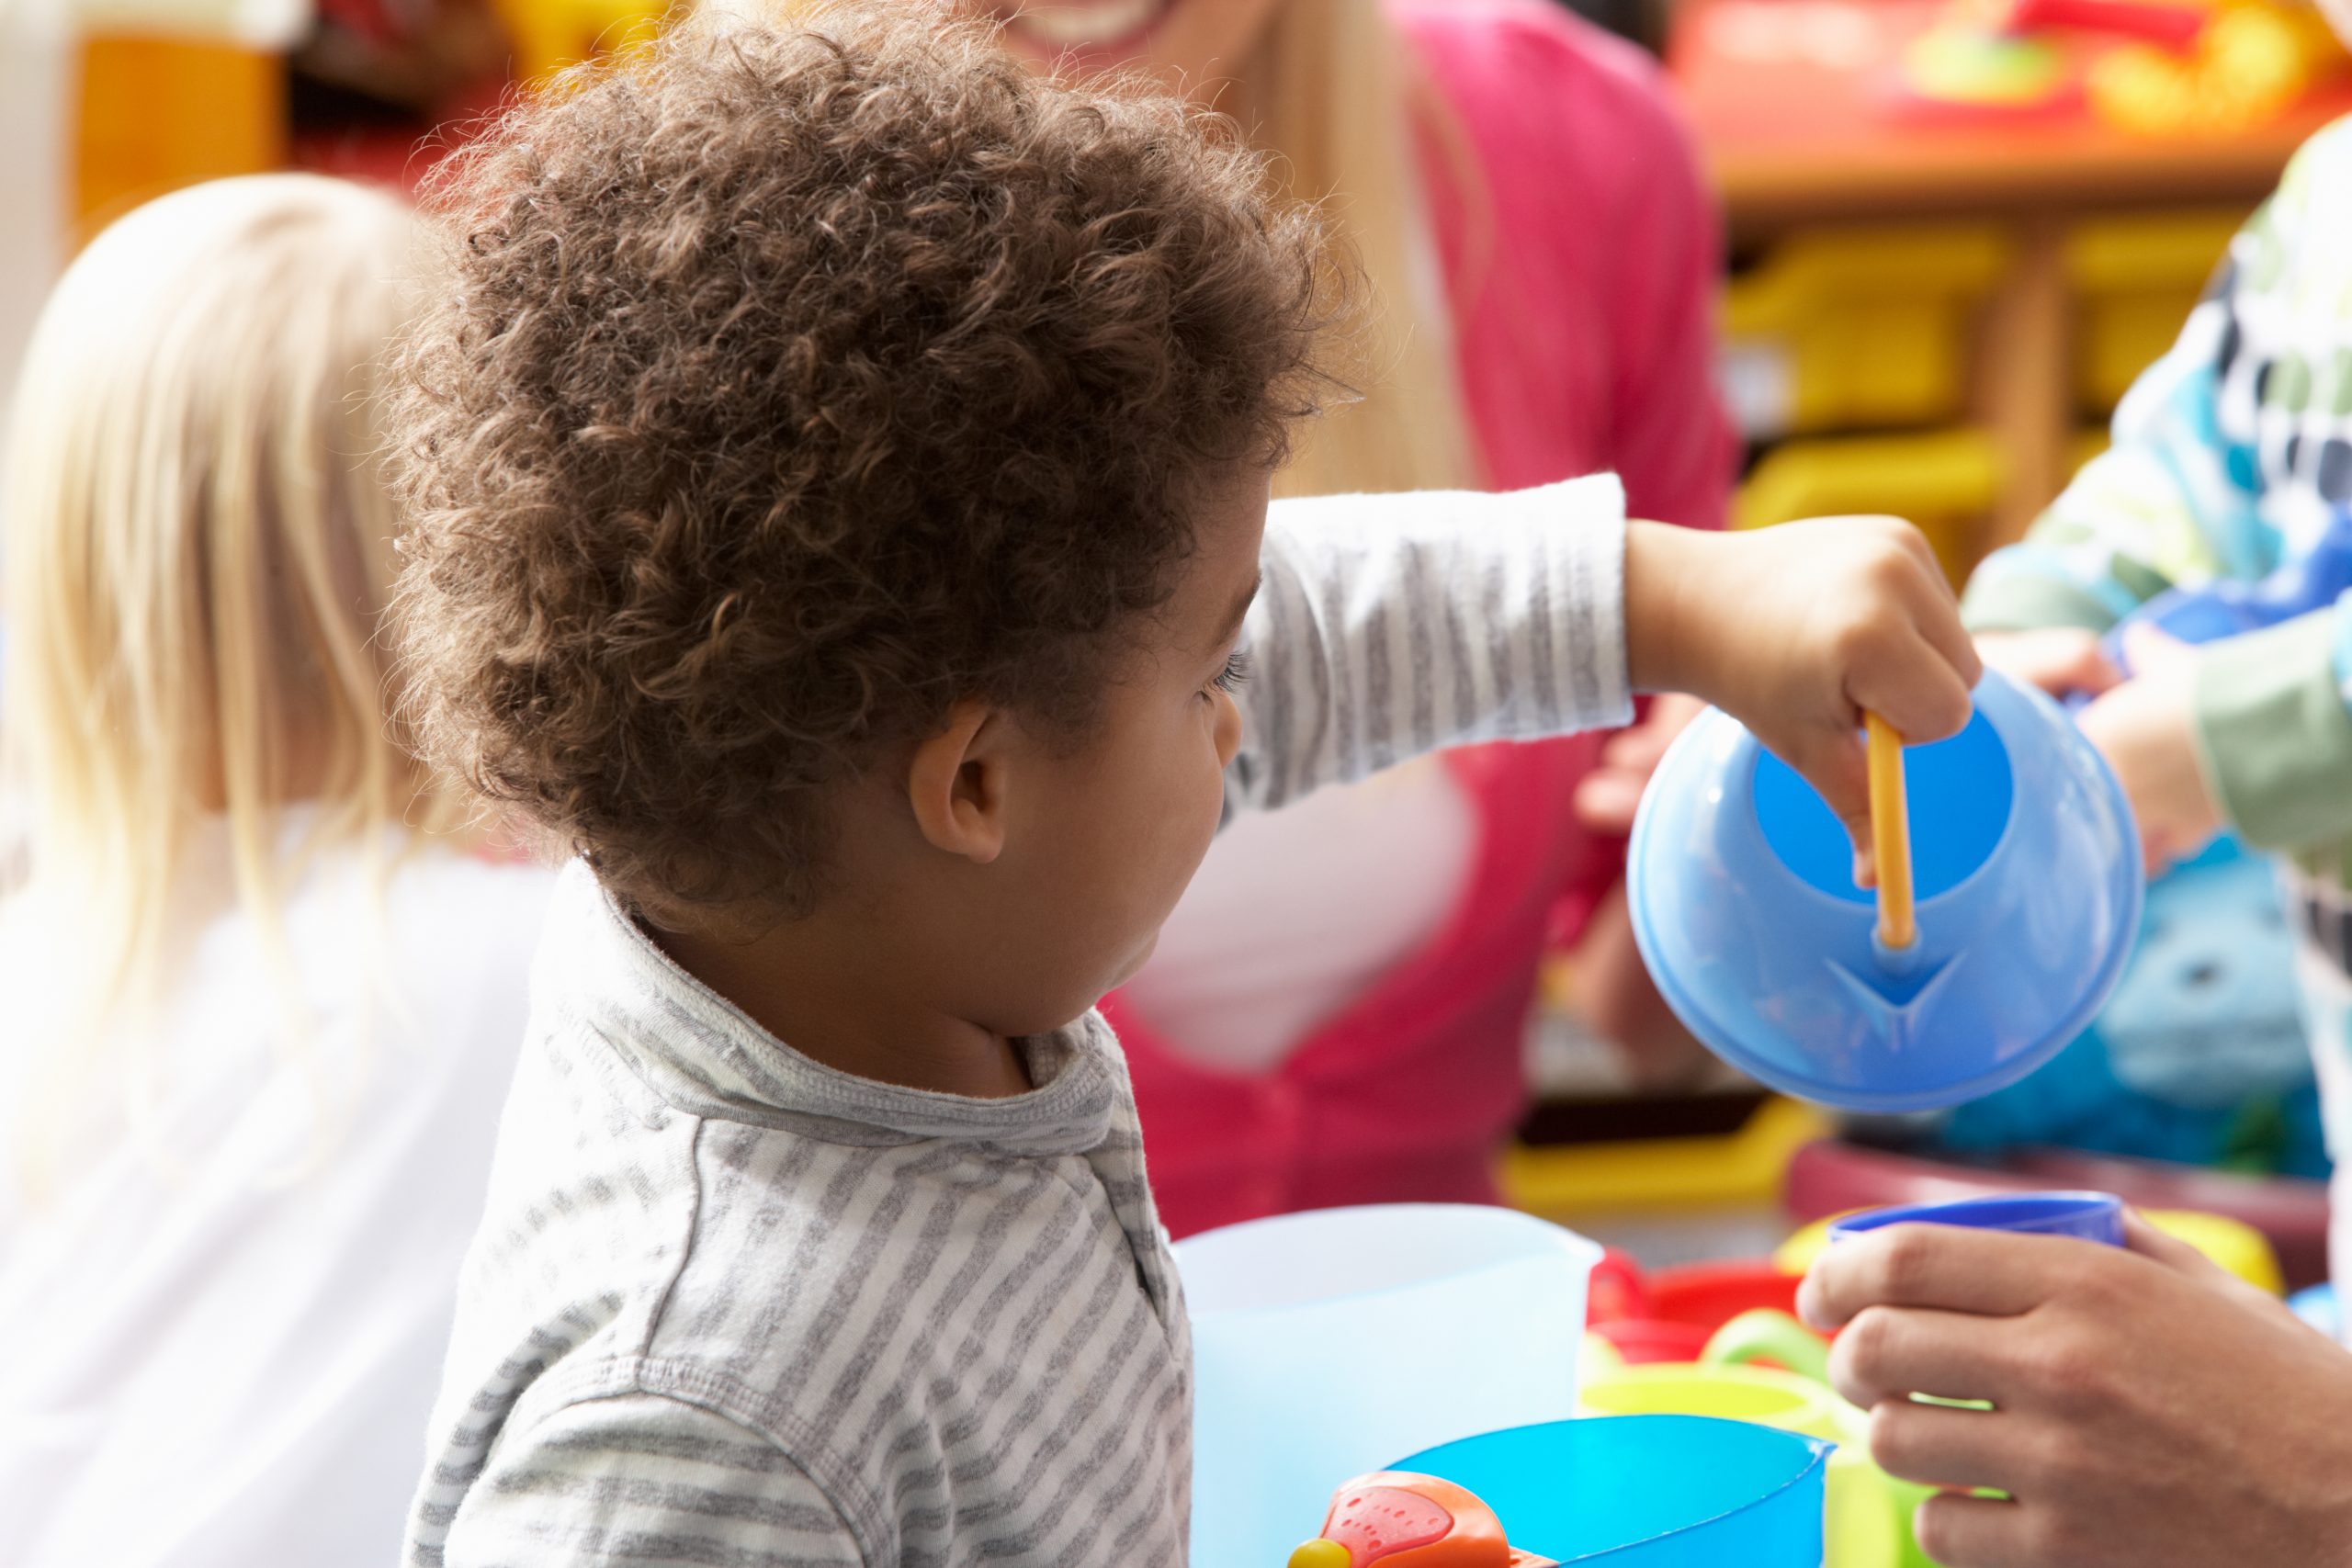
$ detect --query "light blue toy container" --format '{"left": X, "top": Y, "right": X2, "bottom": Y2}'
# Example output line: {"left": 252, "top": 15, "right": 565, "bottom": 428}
{"left": 1628, "top": 669, "right": 2143, "bottom": 1112}
{"left": 1179, "top": 1203, "right": 1601, "bottom": 1566}
{"left": 1395, "top": 1415, "right": 1832, "bottom": 1564}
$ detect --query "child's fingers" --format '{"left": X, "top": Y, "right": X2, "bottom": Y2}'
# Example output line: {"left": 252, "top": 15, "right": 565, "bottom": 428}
{"left": 1773, "top": 724, "right": 1874, "bottom": 875}
{"left": 1571, "top": 769, "right": 1645, "bottom": 835}
{"left": 1902, "top": 561, "right": 1984, "bottom": 694}
{"left": 2119, "top": 622, "right": 2198, "bottom": 679}
{"left": 1849, "top": 626, "right": 1977, "bottom": 747}
{"left": 1851, "top": 518, "right": 1981, "bottom": 694}
{"left": 2045, "top": 632, "right": 2122, "bottom": 697}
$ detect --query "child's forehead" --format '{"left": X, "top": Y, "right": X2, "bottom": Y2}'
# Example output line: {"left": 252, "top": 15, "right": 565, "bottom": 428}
{"left": 1173, "top": 468, "right": 1270, "bottom": 638}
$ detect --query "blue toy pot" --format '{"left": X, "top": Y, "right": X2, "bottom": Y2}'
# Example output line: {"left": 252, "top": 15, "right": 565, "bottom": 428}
{"left": 1628, "top": 669, "right": 2143, "bottom": 1111}
{"left": 1395, "top": 1416, "right": 1832, "bottom": 1564}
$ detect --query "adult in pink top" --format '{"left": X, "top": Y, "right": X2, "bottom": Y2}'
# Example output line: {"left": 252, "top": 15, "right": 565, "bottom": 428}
{"left": 988, "top": 0, "right": 1736, "bottom": 1238}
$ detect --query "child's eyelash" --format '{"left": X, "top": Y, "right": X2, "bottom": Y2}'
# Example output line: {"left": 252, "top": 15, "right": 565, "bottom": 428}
{"left": 1211, "top": 649, "right": 1250, "bottom": 694}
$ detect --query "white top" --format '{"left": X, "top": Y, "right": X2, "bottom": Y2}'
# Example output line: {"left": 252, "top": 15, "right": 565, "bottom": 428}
{"left": 1121, "top": 757, "right": 1476, "bottom": 1072}
{"left": 404, "top": 478, "right": 1631, "bottom": 1568}
{"left": 0, "top": 829, "right": 555, "bottom": 1568}
{"left": 1119, "top": 197, "right": 1488, "bottom": 1077}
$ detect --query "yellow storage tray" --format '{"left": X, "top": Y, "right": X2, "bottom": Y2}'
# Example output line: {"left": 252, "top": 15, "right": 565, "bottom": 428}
{"left": 1734, "top": 428, "right": 2004, "bottom": 585}
{"left": 1722, "top": 224, "right": 2011, "bottom": 439}
{"left": 2066, "top": 209, "right": 2247, "bottom": 415}
{"left": 1501, "top": 1095, "right": 1831, "bottom": 1216}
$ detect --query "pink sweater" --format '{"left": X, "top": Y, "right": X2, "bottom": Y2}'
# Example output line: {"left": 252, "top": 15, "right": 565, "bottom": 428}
{"left": 1111, "top": 0, "right": 1736, "bottom": 1239}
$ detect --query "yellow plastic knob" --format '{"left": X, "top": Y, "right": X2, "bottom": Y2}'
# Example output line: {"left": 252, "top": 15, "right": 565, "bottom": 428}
{"left": 1289, "top": 1540, "right": 1352, "bottom": 1568}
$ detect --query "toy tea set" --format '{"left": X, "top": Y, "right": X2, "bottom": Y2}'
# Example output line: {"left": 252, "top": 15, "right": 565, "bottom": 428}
{"left": 1182, "top": 669, "right": 2156, "bottom": 1563}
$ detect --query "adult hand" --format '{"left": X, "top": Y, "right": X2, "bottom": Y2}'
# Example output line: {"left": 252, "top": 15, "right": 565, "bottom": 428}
{"left": 1975, "top": 626, "right": 2122, "bottom": 702}
{"left": 2075, "top": 625, "right": 2224, "bottom": 874}
{"left": 1572, "top": 693, "right": 1709, "bottom": 836}
{"left": 1800, "top": 1213, "right": 2352, "bottom": 1568}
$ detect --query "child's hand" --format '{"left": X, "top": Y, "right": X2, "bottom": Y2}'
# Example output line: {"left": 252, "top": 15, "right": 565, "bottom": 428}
{"left": 2075, "top": 626, "right": 2222, "bottom": 874}
{"left": 1976, "top": 626, "right": 2122, "bottom": 701}
{"left": 1626, "top": 516, "right": 1980, "bottom": 881}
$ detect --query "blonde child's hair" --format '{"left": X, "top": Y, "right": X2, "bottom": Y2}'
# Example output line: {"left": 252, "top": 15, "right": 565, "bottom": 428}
{"left": 1245, "top": 0, "right": 1483, "bottom": 499}
{"left": 1, "top": 174, "right": 459, "bottom": 1183}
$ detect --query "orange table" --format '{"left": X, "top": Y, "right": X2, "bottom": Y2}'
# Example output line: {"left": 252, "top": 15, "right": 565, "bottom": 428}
{"left": 1671, "top": 0, "right": 2352, "bottom": 543}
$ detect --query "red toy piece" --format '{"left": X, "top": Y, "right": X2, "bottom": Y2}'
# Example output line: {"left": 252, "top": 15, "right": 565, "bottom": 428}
{"left": 2005, "top": 0, "right": 2208, "bottom": 48}
{"left": 1288, "top": 1472, "right": 1557, "bottom": 1567}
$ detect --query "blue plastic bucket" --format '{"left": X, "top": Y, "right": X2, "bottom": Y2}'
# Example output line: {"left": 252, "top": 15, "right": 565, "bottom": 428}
{"left": 1394, "top": 1415, "right": 1832, "bottom": 1564}
{"left": 1628, "top": 669, "right": 2143, "bottom": 1111}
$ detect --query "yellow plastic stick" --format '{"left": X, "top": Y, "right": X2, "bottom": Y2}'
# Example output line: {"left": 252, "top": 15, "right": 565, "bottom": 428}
{"left": 1866, "top": 714, "right": 1917, "bottom": 950}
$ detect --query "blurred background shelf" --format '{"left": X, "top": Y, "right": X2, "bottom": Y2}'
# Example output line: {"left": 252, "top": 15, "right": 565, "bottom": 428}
{"left": 1679, "top": 0, "right": 2319, "bottom": 565}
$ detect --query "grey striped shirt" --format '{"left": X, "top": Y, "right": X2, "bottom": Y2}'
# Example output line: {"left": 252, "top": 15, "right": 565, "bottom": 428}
{"left": 403, "top": 477, "right": 1632, "bottom": 1568}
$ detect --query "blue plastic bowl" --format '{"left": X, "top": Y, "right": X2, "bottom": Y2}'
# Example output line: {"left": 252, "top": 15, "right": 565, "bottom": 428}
{"left": 1827, "top": 1190, "right": 2125, "bottom": 1247}
{"left": 1394, "top": 1416, "right": 1831, "bottom": 1564}
{"left": 1627, "top": 669, "right": 2143, "bottom": 1112}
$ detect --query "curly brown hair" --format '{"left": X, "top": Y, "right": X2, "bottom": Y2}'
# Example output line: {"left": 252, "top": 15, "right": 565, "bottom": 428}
{"left": 385, "top": 6, "right": 1337, "bottom": 922}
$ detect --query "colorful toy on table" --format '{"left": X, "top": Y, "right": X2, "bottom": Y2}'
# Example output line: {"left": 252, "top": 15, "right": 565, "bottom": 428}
{"left": 1585, "top": 1252, "right": 1815, "bottom": 1365}
{"left": 1289, "top": 1474, "right": 1555, "bottom": 1567}
{"left": 1628, "top": 668, "right": 2143, "bottom": 1112}
{"left": 1901, "top": 22, "right": 2075, "bottom": 118}
{"left": 1895, "top": 0, "right": 2345, "bottom": 132}
{"left": 2087, "top": 0, "right": 2344, "bottom": 134}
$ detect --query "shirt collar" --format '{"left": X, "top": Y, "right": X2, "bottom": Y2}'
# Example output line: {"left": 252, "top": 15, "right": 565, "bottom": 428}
{"left": 533, "top": 860, "right": 1120, "bottom": 1156}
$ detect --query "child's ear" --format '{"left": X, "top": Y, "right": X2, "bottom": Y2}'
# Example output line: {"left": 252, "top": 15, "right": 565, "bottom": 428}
{"left": 906, "top": 700, "right": 1008, "bottom": 864}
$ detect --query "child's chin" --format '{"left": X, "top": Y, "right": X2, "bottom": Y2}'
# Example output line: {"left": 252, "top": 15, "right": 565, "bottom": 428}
{"left": 1098, "top": 930, "right": 1163, "bottom": 997}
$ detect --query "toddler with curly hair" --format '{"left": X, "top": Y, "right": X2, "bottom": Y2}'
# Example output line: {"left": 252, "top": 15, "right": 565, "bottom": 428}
{"left": 387, "top": 8, "right": 1979, "bottom": 1563}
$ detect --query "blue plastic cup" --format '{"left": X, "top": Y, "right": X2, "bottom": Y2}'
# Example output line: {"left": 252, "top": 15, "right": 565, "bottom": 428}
{"left": 1628, "top": 669, "right": 2143, "bottom": 1111}
{"left": 1827, "top": 1190, "right": 2126, "bottom": 1247}
{"left": 1393, "top": 1415, "right": 1831, "bottom": 1564}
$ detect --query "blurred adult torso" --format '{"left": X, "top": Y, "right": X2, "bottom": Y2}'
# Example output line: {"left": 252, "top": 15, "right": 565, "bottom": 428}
{"left": 1114, "top": 0, "right": 1734, "bottom": 1238}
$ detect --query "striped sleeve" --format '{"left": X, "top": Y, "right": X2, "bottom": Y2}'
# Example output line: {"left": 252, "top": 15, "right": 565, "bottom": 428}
{"left": 1226, "top": 473, "right": 1632, "bottom": 813}
{"left": 436, "top": 1393, "right": 868, "bottom": 1568}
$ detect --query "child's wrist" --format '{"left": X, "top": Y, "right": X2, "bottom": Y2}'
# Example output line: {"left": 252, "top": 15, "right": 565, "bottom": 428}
{"left": 1623, "top": 521, "right": 1714, "bottom": 699}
